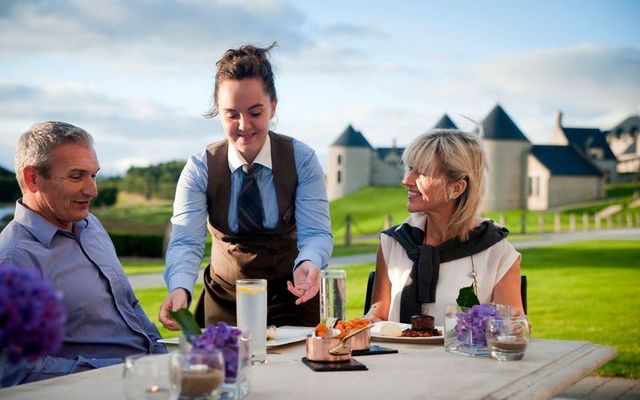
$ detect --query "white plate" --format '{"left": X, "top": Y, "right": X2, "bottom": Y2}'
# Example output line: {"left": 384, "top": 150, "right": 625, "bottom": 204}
{"left": 267, "top": 326, "right": 314, "bottom": 347}
{"left": 370, "top": 321, "right": 444, "bottom": 344}
{"left": 157, "top": 326, "right": 313, "bottom": 348}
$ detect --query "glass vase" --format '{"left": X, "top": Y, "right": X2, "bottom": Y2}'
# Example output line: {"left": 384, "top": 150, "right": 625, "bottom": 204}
{"left": 444, "top": 304, "right": 507, "bottom": 357}
{"left": 219, "top": 332, "right": 251, "bottom": 400}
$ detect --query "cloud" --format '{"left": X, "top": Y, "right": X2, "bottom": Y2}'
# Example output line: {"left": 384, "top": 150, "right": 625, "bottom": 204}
{"left": 0, "top": 0, "right": 311, "bottom": 66}
{"left": 0, "top": 81, "right": 218, "bottom": 175}
{"left": 389, "top": 44, "right": 640, "bottom": 143}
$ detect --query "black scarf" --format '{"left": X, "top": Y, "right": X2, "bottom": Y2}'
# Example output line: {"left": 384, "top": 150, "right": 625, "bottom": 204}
{"left": 382, "top": 219, "right": 508, "bottom": 323}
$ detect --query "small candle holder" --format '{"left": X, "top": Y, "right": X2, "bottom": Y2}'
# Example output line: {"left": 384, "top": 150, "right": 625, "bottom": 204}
{"left": 485, "top": 315, "right": 531, "bottom": 361}
{"left": 123, "top": 354, "right": 180, "bottom": 400}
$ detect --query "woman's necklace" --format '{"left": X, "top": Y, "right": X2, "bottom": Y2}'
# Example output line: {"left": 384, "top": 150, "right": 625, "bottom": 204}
{"left": 469, "top": 255, "right": 478, "bottom": 294}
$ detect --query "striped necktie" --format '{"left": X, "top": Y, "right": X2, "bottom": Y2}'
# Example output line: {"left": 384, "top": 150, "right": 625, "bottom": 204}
{"left": 237, "top": 164, "right": 263, "bottom": 233}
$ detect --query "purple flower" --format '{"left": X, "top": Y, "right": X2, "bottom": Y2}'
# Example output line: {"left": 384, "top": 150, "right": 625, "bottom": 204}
{"left": 454, "top": 304, "right": 500, "bottom": 347}
{"left": 191, "top": 321, "right": 243, "bottom": 380}
{"left": 0, "top": 262, "right": 66, "bottom": 365}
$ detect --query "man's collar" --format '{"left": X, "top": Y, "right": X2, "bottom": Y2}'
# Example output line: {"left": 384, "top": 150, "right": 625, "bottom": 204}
{"left": 227, "top": 135, "right": 273, "bottom": 173}
{"left": 13, "top": 200, "right": 89, "bottom": 247}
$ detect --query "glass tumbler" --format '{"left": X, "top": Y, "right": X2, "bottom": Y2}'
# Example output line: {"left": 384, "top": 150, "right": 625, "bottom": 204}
{"left": 236, "top": 279, "right": 267, "bottom": 365}
{"left": 485, "top": 315, "right": 531, "bottom": 361}
{"left": 319, "top": 269, "right": 346, "bottom": 324}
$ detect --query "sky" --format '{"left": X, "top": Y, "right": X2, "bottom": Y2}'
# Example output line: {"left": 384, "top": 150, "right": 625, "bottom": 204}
{"left": 1, "top": 0, "right": 639, "bottom": 176}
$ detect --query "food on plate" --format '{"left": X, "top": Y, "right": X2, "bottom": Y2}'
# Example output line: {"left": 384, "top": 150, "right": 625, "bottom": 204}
{"left": 401, "top": 328, "right": 441, "bottom": 337}
{"left": 266, "top": 325, "right": 277, "bottom": 340}
{"left": 411, "top": 314, "right": 435, "bottom": 331}
{"left": 401, "top": 315, "right": 440, "bottom": 337}
{"left": 379, "top": 322, "right": 402, "bottom": 337}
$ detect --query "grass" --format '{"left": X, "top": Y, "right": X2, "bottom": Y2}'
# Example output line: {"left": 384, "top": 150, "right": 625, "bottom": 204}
{"left": 135, "top": 284, "right": 203, "bottom": 339}
{"left": 133, "top": 239, "right": 640, "bottom": 378}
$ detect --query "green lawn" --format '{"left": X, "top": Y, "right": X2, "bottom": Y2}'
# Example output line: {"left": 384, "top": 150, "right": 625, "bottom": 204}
{"left": 133, "top": 239, "right": 640, "bottom": 378}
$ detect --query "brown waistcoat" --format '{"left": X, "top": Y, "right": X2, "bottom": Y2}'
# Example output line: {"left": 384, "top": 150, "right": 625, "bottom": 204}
{"left": 194, "top": 132, "right": 319, "bottom": 327}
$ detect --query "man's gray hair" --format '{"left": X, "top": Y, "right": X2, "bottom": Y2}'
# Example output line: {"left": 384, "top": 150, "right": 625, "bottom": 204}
{"left": 15, "top": 121, "right": 94, "bottom": 191}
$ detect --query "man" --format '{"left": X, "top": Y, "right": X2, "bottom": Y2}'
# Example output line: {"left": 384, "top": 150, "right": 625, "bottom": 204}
{"left": 0, "top": 122, "right": 166, "bottom": 387}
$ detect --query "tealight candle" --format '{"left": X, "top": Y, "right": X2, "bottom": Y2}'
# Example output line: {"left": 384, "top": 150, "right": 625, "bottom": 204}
{"left": 144, "top": 384, "right": 171, "bottom": 400}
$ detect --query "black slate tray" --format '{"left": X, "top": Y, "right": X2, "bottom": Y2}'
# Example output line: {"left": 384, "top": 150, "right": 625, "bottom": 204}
{"left": 352, "top": 344, "right": 398, "bottom": 356}
{"left": 301, "top": 357, "right": 368, "bottom": 372}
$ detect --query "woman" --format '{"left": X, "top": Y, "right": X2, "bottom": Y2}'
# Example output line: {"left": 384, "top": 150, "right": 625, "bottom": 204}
{"left": 369, "top": 129, "right": 523, "bottom": 325}
{"left": 158, "top": 43, "right": 332, "bottom": 329}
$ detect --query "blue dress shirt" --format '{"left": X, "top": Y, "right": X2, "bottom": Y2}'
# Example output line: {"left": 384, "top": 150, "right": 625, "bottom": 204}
{"left": 164, "top": 136, "right": 333, "bottom": 296}
{"left": 0, "top": 201, "right": 166, "bottom": 387}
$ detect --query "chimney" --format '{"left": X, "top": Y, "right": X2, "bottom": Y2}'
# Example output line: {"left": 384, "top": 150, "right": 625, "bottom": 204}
{"left": 392, "top": 137, "right": 397, "bottom": 149}
{"left": 555, "top": 111, "right": 563, "bottom": 128}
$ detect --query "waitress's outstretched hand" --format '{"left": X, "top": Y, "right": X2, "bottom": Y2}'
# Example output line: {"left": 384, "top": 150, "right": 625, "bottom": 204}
{"left": 287, "top": 261, "right": 320, "bottom": 305}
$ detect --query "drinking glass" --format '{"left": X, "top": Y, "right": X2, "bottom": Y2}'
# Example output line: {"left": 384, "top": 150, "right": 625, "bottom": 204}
{"left": 236, "top": 279, "right": 267, "bottom": 365}
{"left": 123, "top": 354, "right": 180, "bottom": 400}
{"left": 319, "top": 269, "right": 346, "bottom": 324}
{"left": 485, "top": 315, "right": 531, "bottom": 361}
{"left": 170, "top": 349, "right": 224, "bottom": 400}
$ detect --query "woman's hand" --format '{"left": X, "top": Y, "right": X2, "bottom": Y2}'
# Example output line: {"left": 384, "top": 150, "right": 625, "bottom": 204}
{"left": 287, "top": 261, "right": 320, "bottom": 305}
{"left": 158, "top": 288, "right": 190, "bottom": 330}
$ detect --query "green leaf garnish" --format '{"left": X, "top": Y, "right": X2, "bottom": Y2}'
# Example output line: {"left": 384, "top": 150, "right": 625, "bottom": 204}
{"left": 456, "top": 285, "right": 480, "bottom": 308}
{"left": 168, "top": 308, "right": 201, "bottom": 340}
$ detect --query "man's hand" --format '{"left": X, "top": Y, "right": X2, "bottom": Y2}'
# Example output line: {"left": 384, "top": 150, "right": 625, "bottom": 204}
{"left": 158, "top": 288, "right": 190, "bottom": 330}
{"left": 286, "top": 261, "right": 320, "bottom": 305}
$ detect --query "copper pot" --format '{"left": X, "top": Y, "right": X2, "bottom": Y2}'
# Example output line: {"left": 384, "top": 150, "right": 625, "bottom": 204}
{"left": 347, "top": 328, "right": 371, "bottom": 351}
{"left": 306, "top": 324, "right": 373, "bottom": 362}
{"left": 305, "top": 335, "right": 351, "bottom": 362}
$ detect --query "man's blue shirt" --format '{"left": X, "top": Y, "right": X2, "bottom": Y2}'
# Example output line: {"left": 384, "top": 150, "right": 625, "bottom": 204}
{"left": 0, "top": 201, "right": 166, "bottom": 386}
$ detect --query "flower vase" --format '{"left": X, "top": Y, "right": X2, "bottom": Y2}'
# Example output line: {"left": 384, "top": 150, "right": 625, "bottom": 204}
{"left": 220, "top": 332, "right": 251, "bottom": 400}
{"left": 444, "top": 304, "right": 501, "bottom": 357}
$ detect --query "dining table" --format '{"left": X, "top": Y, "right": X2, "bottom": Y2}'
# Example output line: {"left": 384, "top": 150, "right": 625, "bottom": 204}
{"left": 0, "top": 335, "right": 615, "bottom": 400}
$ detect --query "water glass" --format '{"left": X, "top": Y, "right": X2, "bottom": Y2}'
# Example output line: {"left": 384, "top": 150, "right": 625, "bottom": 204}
{"left": 236, "top": 279, "right": 267, "bottom": 365}
{"left": 319, "top": 269, "right": 346, "bottom": 324}
{"left": 170, "top": 350, "right": 224, "bottom": 400}
{"left": 123, "top": 354, "right": 180, "bottom": 400}
{"left": 485, "top": 315, "right": 531, "bottom": 361}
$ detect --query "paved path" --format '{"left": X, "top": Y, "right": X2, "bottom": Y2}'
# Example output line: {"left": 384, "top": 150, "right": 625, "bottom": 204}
{"left": 128, "top": 228, "right": 639, "bottom": 399}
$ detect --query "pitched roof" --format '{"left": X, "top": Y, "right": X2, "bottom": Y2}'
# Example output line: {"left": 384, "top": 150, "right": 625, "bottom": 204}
{"left": 608, "top": 115, "right": 640, "bottom": 136}
{"left": 376, "top": 147, "right": 404, "bottom": 160}
{"left": 331, "top": 124, "right": 373, "bottom": 149}
{"left": 531, "top": 145, "right": 603, "bottom": 176}
{"left": 480, "top": 105, "right": 530, "bottom": 142}
{"left": 561, "top": 127, "right": 616, "bottom": 160}
{"left": 0, "top": 165, "right": 14, "bottom": 177}
{"left": 432, "top": 114, "right": 458, "bottom": 130}
{"left": 622, "top": 141, "right": 637, "bottom": 155}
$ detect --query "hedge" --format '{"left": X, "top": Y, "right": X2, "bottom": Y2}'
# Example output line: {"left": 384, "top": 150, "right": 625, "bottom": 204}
{"left": 0, "top": 177, "right": 20, "bottom": 203}
{"left": 108, "top": 232, "right": 164, "bottom": 258}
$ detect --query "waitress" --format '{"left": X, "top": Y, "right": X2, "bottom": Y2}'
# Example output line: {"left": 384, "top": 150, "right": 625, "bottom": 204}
{"left": 158, "top": 43, "right": 333, "bottom": 329}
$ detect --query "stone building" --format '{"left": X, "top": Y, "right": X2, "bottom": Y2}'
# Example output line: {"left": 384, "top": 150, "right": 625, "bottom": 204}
{"left": 326, "top": 105, "right": 607, "bottom": 211}
{"left": 550, "top": 112, "right": 617, "bottom": 182}
{"left": 606, "top": 112, "right": 640, "bottom": 174}
{"left": 326, "top": 115, "right": 458, "bottom": 201}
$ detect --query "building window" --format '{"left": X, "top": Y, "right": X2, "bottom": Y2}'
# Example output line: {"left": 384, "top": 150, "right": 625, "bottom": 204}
{"left": 337, "top": 154, "right": 342, "bottom": 165}
{"left": 528, "top": 176, "right": 540, "bottom": 197}
{"left": 337, "top": 170, "right": 342, "bottom": 183}
{"left": 589, "top": 148, "right": 603, "bottom": 160}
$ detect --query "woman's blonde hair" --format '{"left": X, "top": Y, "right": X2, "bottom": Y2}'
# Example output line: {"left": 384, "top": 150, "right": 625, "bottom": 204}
{"left": 402, "top": 129, "right": 487, "bottom": 241}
